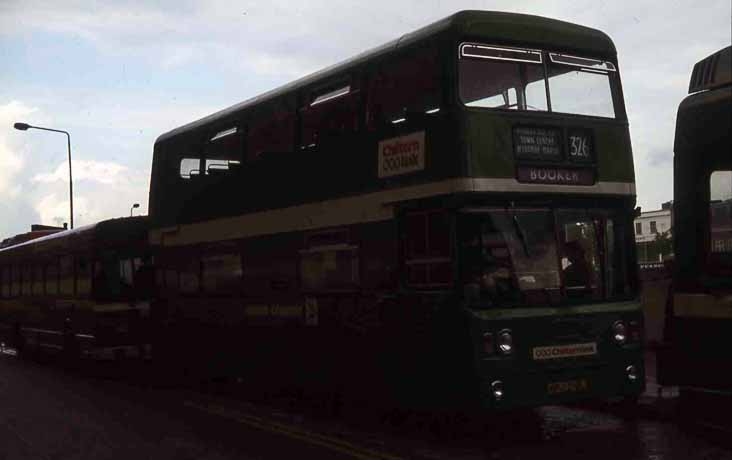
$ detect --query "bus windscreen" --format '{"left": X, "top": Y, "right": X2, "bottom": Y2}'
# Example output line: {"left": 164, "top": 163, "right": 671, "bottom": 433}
{"left": 458, "top": 208, "right": 629, "bottom": 308}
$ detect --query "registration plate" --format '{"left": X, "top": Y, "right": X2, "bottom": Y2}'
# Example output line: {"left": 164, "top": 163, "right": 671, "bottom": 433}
{"left": 547, "top": 378, "right": 589, "bottom": 395}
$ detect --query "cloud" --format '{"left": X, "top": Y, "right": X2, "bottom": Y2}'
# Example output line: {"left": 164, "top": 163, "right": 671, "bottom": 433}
{"left": 33, "top": 160, "right": 129, "bottom": 185}
{"left": 1, "top": 0, "right": 730, "bottom": 220}
{"left": 31, "top": 159, "right": 150, "bottom": 228}
{"left": 0, "top": 101, "right": 36, "bottom": 197}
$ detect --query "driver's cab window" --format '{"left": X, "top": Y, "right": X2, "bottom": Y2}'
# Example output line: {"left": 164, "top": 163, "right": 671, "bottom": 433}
{"left": 558, "top": 212, "right": 603, "bottom": 300}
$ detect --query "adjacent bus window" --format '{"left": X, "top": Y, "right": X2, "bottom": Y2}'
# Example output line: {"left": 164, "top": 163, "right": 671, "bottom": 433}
{"left": 46, "top": 262, "right": 59, "bottom": 295}
{"left": 404, "top": 211, "right": 451, "bottom": 287}
{"left": 22, "top": 265, "right": 32, "bottom": 296}
{"left": 459, "top": 44, "right": 548, "bottom": 111}
{"left": 77, "top": 256, "right": 91, "bottom": 296}
{"left": 180, "top": 258, "right": 201, "bottom": 294}
{"left": 547, "top": 53, "right": 616, "bottom": 118}
{"left": 0, "top": 267, "right": 9, "bottom": 298}
{"left": 201, "top": 253, "right": 242, "bottom": 294}
{"left": 59, "top": 256, "right": 74, "bottom": 295}
{"left": 32, "top": 265, "right": 44, "bottom": 296}
{"left": 119, "top": 258, "right": 144, "bottom": 297}
{"left": 710, "top": 170, "right": 732, "bottom": 264}
{"left": 11, "top": 265, "right": 21, "bottom": 297}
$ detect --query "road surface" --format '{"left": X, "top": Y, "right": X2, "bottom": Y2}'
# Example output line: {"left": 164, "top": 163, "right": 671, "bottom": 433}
{"left": 0, "top": 351, "right": 729, "bottom": 460}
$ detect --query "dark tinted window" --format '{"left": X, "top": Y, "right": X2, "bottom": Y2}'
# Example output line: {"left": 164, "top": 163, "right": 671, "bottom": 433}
{"left": 367, "top": 45, "right": 442, "bottom": 128}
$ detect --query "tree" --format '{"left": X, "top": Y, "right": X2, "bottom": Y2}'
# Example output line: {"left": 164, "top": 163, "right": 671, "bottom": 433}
{"left": 649, "top": 230, "right": 673, "bottom": 261}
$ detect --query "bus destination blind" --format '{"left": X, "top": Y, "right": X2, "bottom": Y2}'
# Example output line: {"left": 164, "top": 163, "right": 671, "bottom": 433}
{"left": 513, "top": 126, "right": 562, "bottom": 160}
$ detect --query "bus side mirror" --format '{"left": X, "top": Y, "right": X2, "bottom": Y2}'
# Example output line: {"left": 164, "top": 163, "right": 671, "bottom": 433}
{"left": 634, "top": 206, "right": 642, "bottom": 218}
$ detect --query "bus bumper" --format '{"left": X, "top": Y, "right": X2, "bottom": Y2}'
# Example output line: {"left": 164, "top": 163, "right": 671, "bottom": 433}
{"left": 478, "top": 359, "right": 645, "bottom": 410}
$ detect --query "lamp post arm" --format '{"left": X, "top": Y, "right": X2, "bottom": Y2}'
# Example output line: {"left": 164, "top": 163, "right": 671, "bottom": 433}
{"left": 25, "top": 125, "right": 69, "bottom": 137}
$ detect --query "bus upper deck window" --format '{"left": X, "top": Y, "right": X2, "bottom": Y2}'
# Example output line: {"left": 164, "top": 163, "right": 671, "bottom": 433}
{"left": 179, "top": 158, "right": 201, "bottom": 179}
{"left": 547, "top": 53, "right": 616, "bottom": 118}
{"left": 367, "top": 46, "right": 442, "bottom": 129}
{"left": 459, "top": 44, "right": 548, "bottom": 112}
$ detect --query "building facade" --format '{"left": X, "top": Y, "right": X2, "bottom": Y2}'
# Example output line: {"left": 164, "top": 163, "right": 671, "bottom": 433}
{"left": 634, "top": 201, "right": 673, "bottom": 264}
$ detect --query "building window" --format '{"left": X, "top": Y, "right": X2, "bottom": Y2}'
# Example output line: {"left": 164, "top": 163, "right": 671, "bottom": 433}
{"left": 635, "top": 222, "right": 642, "bottom": 235}
{"left": 650, "top": 221, "right": 657, "bottom": 234}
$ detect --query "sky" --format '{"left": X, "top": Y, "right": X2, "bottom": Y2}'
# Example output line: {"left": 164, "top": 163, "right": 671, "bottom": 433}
{"left": 1, "top": 0, "right": 730, "bottom": 239}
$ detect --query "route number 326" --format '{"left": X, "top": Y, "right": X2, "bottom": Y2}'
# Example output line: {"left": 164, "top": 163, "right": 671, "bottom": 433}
{"left": 569, "top": 135, "right": 590, "bottom": 159}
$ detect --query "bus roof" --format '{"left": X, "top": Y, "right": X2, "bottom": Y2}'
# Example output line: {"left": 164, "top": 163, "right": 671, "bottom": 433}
{"left": 154, "top": 10, "right": 616, "bottom": 146}
{"left": 675, "top": 46, "right": 732, "bottom": 169}
{"left": 0, "top": 216, "right": 149, "bottom": 257}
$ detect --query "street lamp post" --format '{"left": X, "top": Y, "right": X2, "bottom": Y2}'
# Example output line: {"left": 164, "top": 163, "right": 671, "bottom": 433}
{"left": 14, "top": 122, "right": 74, "bottom": 229}
{"left": 130, "top": 203, "right": 140, "bottom": 217}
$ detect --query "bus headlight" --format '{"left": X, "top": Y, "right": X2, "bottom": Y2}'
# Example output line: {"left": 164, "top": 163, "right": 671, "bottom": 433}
{"left": 626, "top": 365, "right": 638, "bottom": 382}
{"left": 498, "top": 330, "right": 513, "bottom": 354}
{"left": 613, "top": 321, "right": 627, "bottom": 344}
{"left": 491, "top": 380, "right": 504, "bottom": 401}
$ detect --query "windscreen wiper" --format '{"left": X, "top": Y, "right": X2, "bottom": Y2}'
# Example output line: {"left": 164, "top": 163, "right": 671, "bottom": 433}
{"left": 509, "top": 204, "right": 531, "bottom": 257}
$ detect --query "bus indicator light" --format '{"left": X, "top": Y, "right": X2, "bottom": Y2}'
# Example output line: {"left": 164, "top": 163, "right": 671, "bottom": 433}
{"left": 613, "top": 321, "right": 627, "bottom": 344}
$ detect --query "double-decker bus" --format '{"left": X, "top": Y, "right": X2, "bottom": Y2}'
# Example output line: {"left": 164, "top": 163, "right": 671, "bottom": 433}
{"left": 0, "top": 216, "right": 152, "bottom": 362}
{"left": 658, "top": 46, "right": 731, "bottom": 425}
{"left": 148, "top": 11, "right": 643, "bottom": 410}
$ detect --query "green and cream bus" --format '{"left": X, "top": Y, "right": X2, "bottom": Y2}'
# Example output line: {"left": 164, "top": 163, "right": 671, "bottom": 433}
{"left": 147, "top": 11, "right": 643, "bottom": 410}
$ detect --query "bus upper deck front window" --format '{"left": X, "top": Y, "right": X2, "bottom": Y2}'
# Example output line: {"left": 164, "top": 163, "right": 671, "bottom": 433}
{"left": 547, "top": 53, "right": 616, "bottom": 118}
{"left": 459, "top": 44, "right": 617, "bottom": 118}
{"left": 459, "top": 44, "right": 548, "bottom": 111}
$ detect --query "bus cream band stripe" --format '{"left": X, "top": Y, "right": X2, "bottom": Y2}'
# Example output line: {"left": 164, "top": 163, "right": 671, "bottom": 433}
{"left": 150, "top": 178, "right": 635, "bottom": 247}
{"left": 674, "top": 293, "right": 732, "bottom": 319}
{"left": 471, "top": 300, "right": 641, "bottom": 320}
